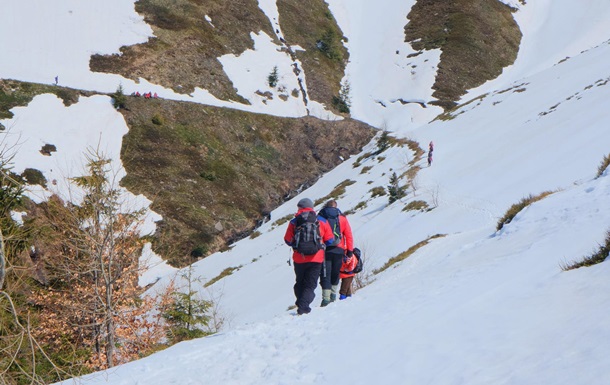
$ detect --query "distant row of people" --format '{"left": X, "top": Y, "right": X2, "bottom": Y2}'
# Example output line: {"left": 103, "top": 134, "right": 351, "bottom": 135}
{"left": 131, "top": 91, "right": 158, "bottom": 99}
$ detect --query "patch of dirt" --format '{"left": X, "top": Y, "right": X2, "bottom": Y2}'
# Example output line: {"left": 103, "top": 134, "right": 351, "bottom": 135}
{"left": 277, "top": 0, "right": 348, "bottom": 113}
{"left": 405, "top": 0, "right": 522, "bottom": 109}
{"left": 90, "top": 0, "right": 276, "bottom": 101}
{"left": 0, "top": 79, "right": 85, "bottom": 119}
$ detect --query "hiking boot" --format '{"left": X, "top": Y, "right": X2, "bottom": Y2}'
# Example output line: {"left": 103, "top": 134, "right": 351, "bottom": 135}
{"left": 297, "top": 307, "right": 310, "bottom": 315}
{"left": 321, "top": 289, "right": 331, "bottom": 307}
{"left": 339, "top": 294, "right": 347, "bottom": 300}
{"left": 330, "top": 285, "right": 339, "bottom": 302}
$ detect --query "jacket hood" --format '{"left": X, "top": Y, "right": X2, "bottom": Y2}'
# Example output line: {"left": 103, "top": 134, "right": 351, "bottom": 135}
{"left": 319, "top": 206, "right": 341, "bottom": 218}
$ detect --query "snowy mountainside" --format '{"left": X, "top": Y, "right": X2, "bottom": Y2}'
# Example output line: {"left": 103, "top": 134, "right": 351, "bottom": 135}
{"left": 0, "top": 0, "right": 610, "bottom": 384}
{"left": 59, "top": 151, "right": 610, "bottom": 385}
{"left": 176, "top": 36, "right": 610, "bottom": 329}
{"left": 104, "top": 2, "right": 610, "bottom": 384}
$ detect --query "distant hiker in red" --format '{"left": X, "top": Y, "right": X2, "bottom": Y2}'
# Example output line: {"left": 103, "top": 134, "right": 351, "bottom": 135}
{"left": 429, "top": 141, "right": 434, "bottom": 152}
{"left": 153, "top": 92, "right": 158, "bottom": 98}
{"left": 339, "top": 247, "right": 362, "bottom": 299}
{"left": 317, "top": 199, "right": 354, "bottom": 307}
{"left": 284, "top": 198, "right": 333, "bottom": 315}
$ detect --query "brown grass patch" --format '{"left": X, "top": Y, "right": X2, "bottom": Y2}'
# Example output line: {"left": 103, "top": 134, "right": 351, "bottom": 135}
{"left": 374, "top": 234, "right": 446, "bottom": 274}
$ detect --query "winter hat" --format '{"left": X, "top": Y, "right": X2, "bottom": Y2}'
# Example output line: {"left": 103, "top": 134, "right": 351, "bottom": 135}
{"left": 297, "top": 198, "right": 314, "bottom": 209}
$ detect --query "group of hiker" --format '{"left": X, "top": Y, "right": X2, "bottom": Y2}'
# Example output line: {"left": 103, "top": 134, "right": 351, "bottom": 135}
{"left": 131, "top": 91, "right": 158, "bottom": 99}
{"left": 284, "top": 198, "right": 360, "bottom": 315}
{"left": 428, "top": 141, "right": 434, "bottom": 166}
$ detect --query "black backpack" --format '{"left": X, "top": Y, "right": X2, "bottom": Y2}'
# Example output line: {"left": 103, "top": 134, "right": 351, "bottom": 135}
{"left": 294, "top": 211, "right": 324, "bottom": 255}
{"left": 319, "top": 207, "right": 342, "bottom": 247}
{"left": 353, "top": 248, "right": 363, "bottom": 274}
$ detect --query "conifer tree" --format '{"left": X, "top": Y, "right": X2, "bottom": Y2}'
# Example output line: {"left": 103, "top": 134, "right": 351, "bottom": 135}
{"left": 376, "top": 130, "right": 390, "bottom": 155}
{"left": 388, "top": 172, "right": 406, "bottom": 204}
{"left": 267, "top": 66, "right": 279, "bottom": 88}
{"left": 163, "top": 265, "right": 211, "bottom": 342}
{"left": 112, "top": 84, "right": 127, "bottom": 110}
{"left": 332, "top": 80, "right": 351, "bottom": 113}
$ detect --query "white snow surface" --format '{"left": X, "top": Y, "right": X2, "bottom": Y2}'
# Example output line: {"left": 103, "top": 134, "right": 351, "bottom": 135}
{"left": 0, "top": 0, "right": 609, "bottom": 384}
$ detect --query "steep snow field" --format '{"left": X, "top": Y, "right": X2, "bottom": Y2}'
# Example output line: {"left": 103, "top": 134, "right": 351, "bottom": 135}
{"left": 1, "top": 0, "right": 610, "bottom": 384}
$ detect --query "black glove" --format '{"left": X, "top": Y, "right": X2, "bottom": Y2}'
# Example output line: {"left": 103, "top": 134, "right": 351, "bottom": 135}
{"left": 346, "top": 250, "right": 353, "bottom": 257}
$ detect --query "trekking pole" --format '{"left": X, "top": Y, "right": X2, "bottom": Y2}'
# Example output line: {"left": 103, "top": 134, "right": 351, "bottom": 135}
{"left": 287, "top": 249, "right": 292, "bottom": 266}
{"left": 322, "top": 257, "right": 327, "bottom": 278}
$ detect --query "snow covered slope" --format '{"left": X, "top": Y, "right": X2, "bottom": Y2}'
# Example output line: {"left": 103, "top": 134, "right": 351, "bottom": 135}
{"left": 1, "top": 0, "right": 610, "bottom": 384}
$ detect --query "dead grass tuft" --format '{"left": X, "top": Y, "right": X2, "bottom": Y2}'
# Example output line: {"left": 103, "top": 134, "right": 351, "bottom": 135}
{"left": 496, "top": 191, "right": 555, "bottom": 231}
{"left": 561, "top": 231, "right": 610, "bottom": 271}
{"left": 374, "top": 234, "right": 446, "bottom": 274}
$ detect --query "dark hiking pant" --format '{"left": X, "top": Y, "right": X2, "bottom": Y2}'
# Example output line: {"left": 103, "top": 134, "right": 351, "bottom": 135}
{"left": 294, "top": 262, "right": 323, "bottom": 314}
{"left": 340, "top": 276, "right": 354, "bottom": 296}
{"left": 320, "top": 252, "right": 343, "bottom": 290}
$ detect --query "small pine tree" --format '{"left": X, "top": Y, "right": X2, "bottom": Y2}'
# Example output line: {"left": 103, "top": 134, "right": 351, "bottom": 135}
{"left": 267, "top": 66, "right": 279, "bottom": 88}
{"left": 163, "top": 265, "right": 211, "bottom": 342}
{"left": 376, "top": 130, "right": 390, "bottom": 155}
{"left": 112, "top": 84, "right": 127, "bottom": 110}
{"left": 332, "top": 80, "right": 351, "bottom": 113}
{"left": 388, "top": 172, "right": 406, "bottom": 204}
{"left": 317, "top": 29, "right": 342, "bottom": 61}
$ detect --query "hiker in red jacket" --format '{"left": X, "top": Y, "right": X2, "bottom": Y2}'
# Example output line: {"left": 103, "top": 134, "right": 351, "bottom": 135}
{"left": 284, "top": 198, "right": 334, "bottom": 315}
{"left": 317, "top": 199, "right": 354, "bottom": 306}
{"left": 339, "top": 247, "right": 361, "bottom": 299}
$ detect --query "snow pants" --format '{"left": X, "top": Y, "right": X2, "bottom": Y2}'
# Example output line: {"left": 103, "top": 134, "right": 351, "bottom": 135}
{"left": 294, "top": 262, "right": 323, "bottom": 314}
{"left": 319, "top": 252, "right": 343, "bottom": 290}
{"left": 340, "top": 276, "right": 354, "bottom": 296}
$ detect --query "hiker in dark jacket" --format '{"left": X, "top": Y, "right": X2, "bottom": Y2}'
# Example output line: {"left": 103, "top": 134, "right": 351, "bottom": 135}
{"left": 317, "top": 200, "right": 354, "bottom": 307}
{"left": 284, "top": 198, "right": 333, "bottom": 315}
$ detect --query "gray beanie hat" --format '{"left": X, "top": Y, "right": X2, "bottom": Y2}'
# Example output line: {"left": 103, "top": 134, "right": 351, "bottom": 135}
{"left": 297, "top": 198, "right": 314, "bottom": 209}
